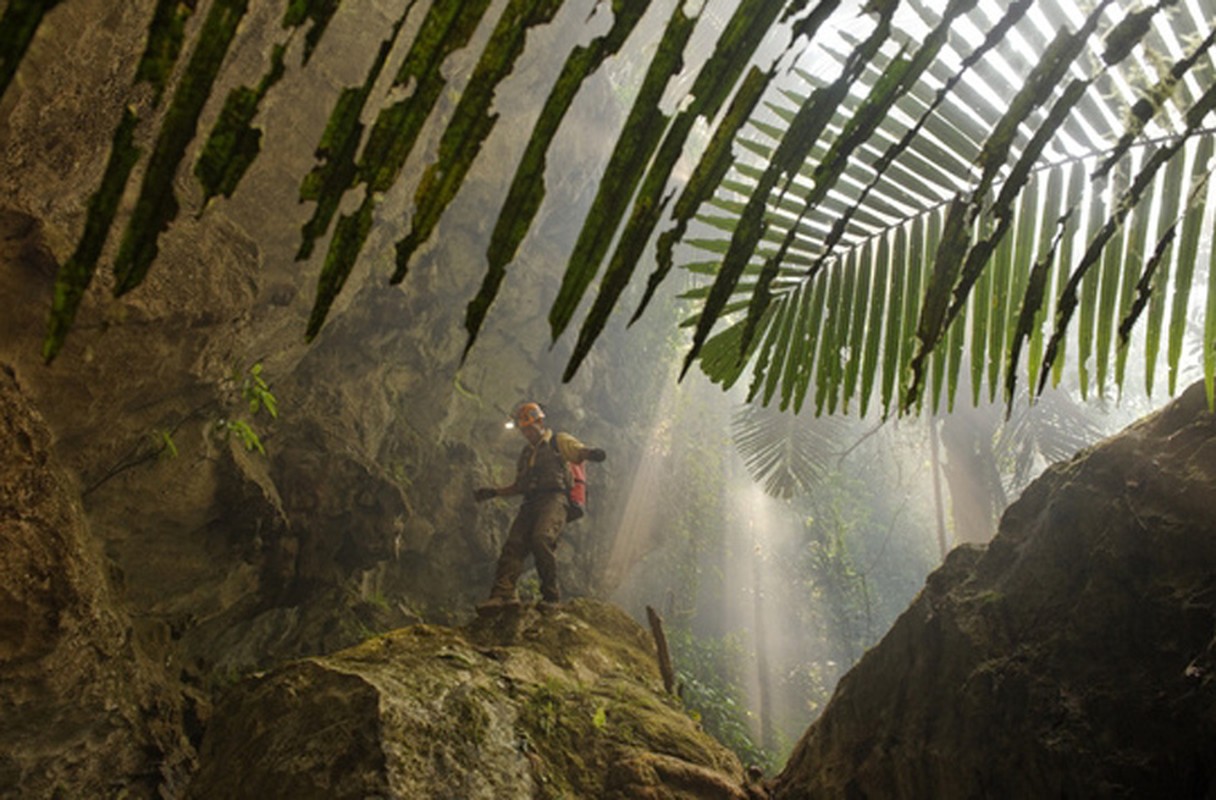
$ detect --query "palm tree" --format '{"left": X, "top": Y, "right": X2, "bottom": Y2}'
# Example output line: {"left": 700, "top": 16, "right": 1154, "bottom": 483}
{"left": 18, "top": 0, "right": 1215, "bottom": 418}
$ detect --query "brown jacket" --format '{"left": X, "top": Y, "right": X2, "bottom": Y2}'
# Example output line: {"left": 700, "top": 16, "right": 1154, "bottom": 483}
{"left": 514, "top": 431, "right": 584, "bottom": 497}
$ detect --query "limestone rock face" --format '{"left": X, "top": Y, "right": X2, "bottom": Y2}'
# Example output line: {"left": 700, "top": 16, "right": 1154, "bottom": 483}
{"left": 188, "top": 599, "right": 755, "bottom": 800}
{"left": 0, "top": 367, "right": 194, "bottom": 797}
{"left": 0, "top": 0, "right": 648, "bottom": 684}
{"left": 771, "top": 381, "right": 1216, "bottom": 799}
{"left": 0, "top": 2, "right": 664, "bottom": 794}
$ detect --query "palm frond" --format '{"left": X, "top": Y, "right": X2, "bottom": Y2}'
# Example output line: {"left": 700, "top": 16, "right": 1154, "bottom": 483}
{"left": 22, "top": 0, "right": 1216, "bottom": 414}
{"left": 685, "top": 0, "right": 1216, "bottom": 417}
{"left": 731, "top": 404, "right": 848, "bottom": 499}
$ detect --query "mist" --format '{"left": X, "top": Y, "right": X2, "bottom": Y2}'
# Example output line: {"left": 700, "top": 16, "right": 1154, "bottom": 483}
{"left": 3, "top": 0, "right": 1212, "bottom": 790}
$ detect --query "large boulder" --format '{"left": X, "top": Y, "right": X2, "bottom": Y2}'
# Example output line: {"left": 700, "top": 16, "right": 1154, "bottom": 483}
{"left": 189, "top": 599, "right": 762, "bottom": 799}
{"left": 772, "top": 381, "right": 1216, "bottom": 798}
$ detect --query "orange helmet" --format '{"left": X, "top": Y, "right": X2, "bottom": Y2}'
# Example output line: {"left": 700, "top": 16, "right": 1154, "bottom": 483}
{"left": 513, "top": 402, "right": 545, "bottom": 429}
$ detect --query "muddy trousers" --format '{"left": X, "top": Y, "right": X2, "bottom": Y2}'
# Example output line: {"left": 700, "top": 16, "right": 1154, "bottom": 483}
{"left": 490, "top": 492, "right": 567, "bottom": 602}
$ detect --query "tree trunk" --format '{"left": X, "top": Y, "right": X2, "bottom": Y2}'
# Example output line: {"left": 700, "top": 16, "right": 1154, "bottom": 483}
{"left": 939, "top": 404, "right": 1007, "bottom": 544}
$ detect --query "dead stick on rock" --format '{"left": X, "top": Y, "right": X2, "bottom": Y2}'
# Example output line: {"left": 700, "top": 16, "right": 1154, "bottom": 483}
{"left": 646, "top": 605, "right": 676, "bottom": 694}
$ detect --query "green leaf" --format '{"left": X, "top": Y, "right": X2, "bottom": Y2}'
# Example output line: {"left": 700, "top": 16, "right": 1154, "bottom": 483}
{"left": 859, "top": 234, "right": 889, "bottom": 417}
{"left": 969, "top": 232, "right": 991, "bottom": 408}
{"left": 467, "top": 0, "right": 649, "bottom": 361}
{"left": 550, "top": 1, "right": 700, "bottom": 342}
{"left": 842, "top": 240, "right": 872, "bottom": 411}
{"left": 945, "top": 251, "right": 967, "bottom": 411}
{"left": 899, "top": 215, "right": 927, "bottom": 411}
{"left": 1001, "top": 182, "right": 1039, "bottom": 400}
{"left": 1095, "top": 24, "right": 1216, "bottom": 180}
{"left": 112, "top": 0, "right": 250, "bottom": 297}
{"left": 907, "top": 195, "right": 968, "bottom": 405}
{"left": 882, "top": 226, "right": 907, "bottom": 417}
{"left": 394, "top": 0, "right": 568, "bottom": 284}
{"left": 762, "top": 289, "right": 800, "bottom": 407}
{"left": 296, "top": 5, "right": 411, "bottom": 260}
{"left": 812, "top": 263, "right": 843, "bottom": 414}
{"left": 195, "top": 44, "right": 288, "bottom": 206}
{"left": 1113, "top": 157, "right": 1156, "bottom": 393}
{"left": 1049, "top": 162, "right": 1088, "bottom": 390}
{"left": 1075, "top": 184, "right": 1108, "bottom": 400}
{"left": 44, "top": 108, "right": 142, "bottom": 363}
{"left": 1094, "top": 164, "right": 1131, "bottom": 399}
{"left": 699, "top": 310, "right": 776, "bottom": 392}
{"left": 282, "top": 0, "right": 346, "bottom": 65}
{"left": 973, "top": 4, "right": 1114, "bottom": 202}
{"left": 305, "top": 0, "right": 493, "bottom": 337}
{"left": 133, "top": 0, "right": 192, "bottom": 105}
{"left": 1166, "top": 135, "right": 1214, "bottom": 394}
{"left": 307, "top": 198, "right": 374, "bottom": 340}
{"left": 795, "top": 270, "right": 830, "bottom": 413}
{"left": 1041, "top": 77, "right": 1216, "bottom": 395}
{"left": 358, "top": 0, "right": 495, "bottom": 194}
{"left": 781, "top": 282, "right": 814, "bottom": 411}
{"left": 1006, "top": 168, "right": 1066, "bottom": 407}
{"left": 694, "top": 6, "right": 896, "bottom": 382}
{"left": 585, "top": 0, "right": 799, "bottom": 345}
{"left": 731, "top": 402, "right": 845, "bottom": 499}
{"left": 812, "top": 0, "right": 981, "bottom": 268}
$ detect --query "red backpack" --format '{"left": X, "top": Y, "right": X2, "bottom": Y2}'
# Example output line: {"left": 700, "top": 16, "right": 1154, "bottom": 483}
{"left": 550, "top": 435, "right": 587, "bottom": 521}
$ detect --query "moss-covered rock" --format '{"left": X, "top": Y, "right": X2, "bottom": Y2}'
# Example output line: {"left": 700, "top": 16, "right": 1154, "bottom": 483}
{"left": 189, "top": 599, "right": 752, "bottom": 799}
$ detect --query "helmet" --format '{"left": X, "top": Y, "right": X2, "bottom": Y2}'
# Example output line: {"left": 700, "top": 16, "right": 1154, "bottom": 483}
{"left": 513, "top": 402, "right": 545, "bottom": 429}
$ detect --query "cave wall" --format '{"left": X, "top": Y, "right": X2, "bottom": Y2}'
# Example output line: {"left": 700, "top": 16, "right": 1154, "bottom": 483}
{"left": 0, "top": 365, "right": 196, "bottom": 796}
{"left": 0, "top": 1, "right": 671, "bottom": 791}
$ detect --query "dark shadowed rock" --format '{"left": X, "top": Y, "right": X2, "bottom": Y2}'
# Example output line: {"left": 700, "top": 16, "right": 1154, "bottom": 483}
{"left": 188, "top": 599, "right": 752, "bottom": 799}
{"left": 771, "top": 381, "right": 1216, "bottom": 799}
{"left": 0, "top": 367, "right": 194, "bottom": 797}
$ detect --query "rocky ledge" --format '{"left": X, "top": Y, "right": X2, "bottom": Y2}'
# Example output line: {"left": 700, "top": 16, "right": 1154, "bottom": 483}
{"left": 188, "top": 599, "right": 765, "bottom": 799}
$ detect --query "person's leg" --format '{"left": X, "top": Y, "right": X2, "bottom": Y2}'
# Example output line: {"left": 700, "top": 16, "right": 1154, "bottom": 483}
{"left": 489, "top": 509, "right": 533, "bottom": 600}
{"left": 530, "top": 495, "right": 568, "bottom": 603}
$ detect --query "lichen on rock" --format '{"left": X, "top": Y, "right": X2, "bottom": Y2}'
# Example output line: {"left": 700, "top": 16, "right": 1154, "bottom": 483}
{"left": 189, "top": 599, "right": 750, "bottom": 799}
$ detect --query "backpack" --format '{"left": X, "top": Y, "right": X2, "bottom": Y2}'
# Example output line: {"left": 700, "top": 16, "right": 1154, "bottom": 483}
{"left": 550, "top": 434, "right": 587, "bottom": 522}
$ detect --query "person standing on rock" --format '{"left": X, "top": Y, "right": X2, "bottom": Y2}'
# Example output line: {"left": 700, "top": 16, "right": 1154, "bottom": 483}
{"left": 473, "top": 401, "right": 605, "bottom": 612}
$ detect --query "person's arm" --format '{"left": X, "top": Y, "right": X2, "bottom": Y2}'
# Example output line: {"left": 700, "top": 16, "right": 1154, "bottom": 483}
{"left": 475, "top": 450, "right": 529, "bottom": 501}
{"left": 475, "top": 482, "right": 521, "bottom": 501}
{"left": 496, "top": 481, "right": 524, "bottom": 497}
{"left": 556, "top": 432, "right": 606, "bottom": 463}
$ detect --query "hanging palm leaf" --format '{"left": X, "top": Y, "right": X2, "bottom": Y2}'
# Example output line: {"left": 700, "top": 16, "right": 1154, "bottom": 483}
{"left": 17, "top": 0, "right": 1216, "bottom": 419}
{"left": 680, "top": 0, "right": 1216, "bottom": 417}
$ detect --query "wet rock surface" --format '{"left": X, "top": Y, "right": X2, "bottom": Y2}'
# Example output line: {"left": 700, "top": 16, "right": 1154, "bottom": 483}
{"left": 772, "top": 381, "right": 1216, "bottom": 799}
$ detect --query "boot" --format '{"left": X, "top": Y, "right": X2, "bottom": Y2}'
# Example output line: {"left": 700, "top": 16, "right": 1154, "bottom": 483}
{"left": 476, "top": 594, "right": 521, "bottom": 615}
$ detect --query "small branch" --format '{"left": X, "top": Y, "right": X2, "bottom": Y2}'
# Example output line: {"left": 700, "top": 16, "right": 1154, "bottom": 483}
{"left": 835, "top": 420, "right": 886, "bottom": 467}
{"left": 82, "top": 399, "right": 216, "bottom": 497}
{"left": 646, "top": 605, "right": 676, "bottom": 695}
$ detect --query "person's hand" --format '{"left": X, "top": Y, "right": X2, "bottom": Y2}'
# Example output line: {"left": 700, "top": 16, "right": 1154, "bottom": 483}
{"left": 473, "top": 487, "right": 498, "bottom": 502}
{"left": 586, "top": 448, "right": 606, "bottom": 463}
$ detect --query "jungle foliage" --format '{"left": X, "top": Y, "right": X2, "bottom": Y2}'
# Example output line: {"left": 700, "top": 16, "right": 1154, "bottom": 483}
{"left": 12, "top": 0, "right": 1216, "bottom": 417}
